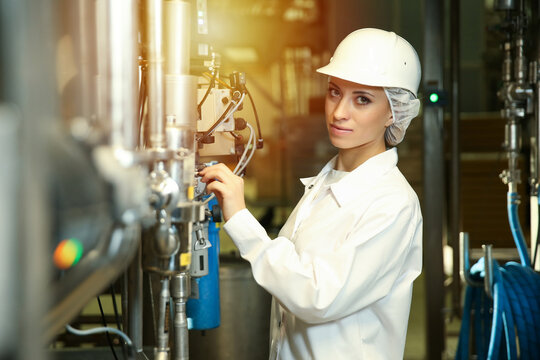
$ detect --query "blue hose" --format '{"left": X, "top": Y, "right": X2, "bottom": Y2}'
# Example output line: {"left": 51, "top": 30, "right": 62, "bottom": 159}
{"left": 456, "top": 192, "right": 540, "bottom": 359}
{"left": 456, "top": 259, "right": 540, "bottom": 359}
{"left": 507, "top": 192, "right": 531, "bottom": 267}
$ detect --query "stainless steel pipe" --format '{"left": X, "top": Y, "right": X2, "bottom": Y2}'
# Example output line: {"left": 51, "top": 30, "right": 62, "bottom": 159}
{"left": 127, "top": 246, "right": 144, "bottom": 352}
{"left": 146, "top": 0, "right": 167, "bottom": 149}
{"left": 108, "top": 0, "right": 138, "bottom": 150}
{"left": 172, "top": 273, "right": 190, "bottom": 360}
{"left": 164, "top": 1, "right": 191, "bottom": 76}
{"left": 155, "top": 277, "right": 171, "bottom": 360}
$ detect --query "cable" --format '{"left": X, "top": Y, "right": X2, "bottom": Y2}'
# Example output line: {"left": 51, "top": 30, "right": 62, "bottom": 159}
{"left": 233, "top": 122, "right": 254, "bottom": 174}
{"left": 110, "top": 285, "right": 128, "bottom": 359}
{"left": 198, "top": 93, "right": 245, "bottom": 144}
{"left": 205, "top": 125, "right": 255, "bottom": 207}
{"left": 245, "top": 87, "right": 264, "bottom": 149}
{"left": 235, "top": 123, "right": 257, "bottom": 175}
{"left": 97, "top": 295, "right": 119, "bottom": 360}
{"left": 532, "top": 199, "right": 540, "bottom": 269}
{"left": 507, "top": 192, "right": 531, "bottom": 267}
{"left": 200, "top": 86, "right": 260, "bottom": 205}
{"left": 109, "top": 286, "right": 123, "bottom": 331}
{"left": 138, "top": 67, "right": 147, "bottom": 147}
{"left": 66, "top": 324, "right": 135, "bottom": 359}
{"left": 197, "top": 71, "right": 217, "bottom": 120}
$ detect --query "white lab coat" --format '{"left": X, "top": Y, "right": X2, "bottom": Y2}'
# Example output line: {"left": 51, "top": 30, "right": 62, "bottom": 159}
{"left": 223, "top": 148, "right": 423, "bottom": 359}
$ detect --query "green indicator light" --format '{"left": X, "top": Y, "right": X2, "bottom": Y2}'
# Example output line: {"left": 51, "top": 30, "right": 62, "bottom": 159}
{"left": 429, "top": 93, "right": 439, "bottom": 103}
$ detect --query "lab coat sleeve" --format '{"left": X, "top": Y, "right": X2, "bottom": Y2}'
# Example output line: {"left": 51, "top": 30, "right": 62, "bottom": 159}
{"left": 223, "top": 194, "right": 421, "bottom": 324}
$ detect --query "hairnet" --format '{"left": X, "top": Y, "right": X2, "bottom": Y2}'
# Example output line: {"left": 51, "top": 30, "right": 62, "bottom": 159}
{"left": 383, "top": 87, "right": 420, "bottom": 146}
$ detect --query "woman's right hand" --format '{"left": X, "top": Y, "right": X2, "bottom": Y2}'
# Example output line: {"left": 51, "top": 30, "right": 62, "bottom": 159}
{"left": 198, "top": 163, "right": 246, "bottom": 222}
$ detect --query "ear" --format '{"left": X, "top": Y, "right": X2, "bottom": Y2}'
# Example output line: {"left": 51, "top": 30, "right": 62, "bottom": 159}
{"left": 384, "top": 113, "right": 393, "bottom": 128}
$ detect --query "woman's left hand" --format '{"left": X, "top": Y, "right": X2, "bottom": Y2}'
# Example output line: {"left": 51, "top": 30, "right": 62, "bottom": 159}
{"left": 198, "top": 163, "right": 246, "bottom": 222}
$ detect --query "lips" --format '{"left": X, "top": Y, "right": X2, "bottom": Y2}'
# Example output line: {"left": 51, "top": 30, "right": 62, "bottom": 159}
{"left": 330, "top": 123, "right": 353, "bottom": 135}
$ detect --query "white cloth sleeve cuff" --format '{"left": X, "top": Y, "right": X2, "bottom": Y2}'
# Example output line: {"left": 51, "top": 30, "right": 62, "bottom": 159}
{"left": 223, "top": 208, "right": 271, "bottom": 258}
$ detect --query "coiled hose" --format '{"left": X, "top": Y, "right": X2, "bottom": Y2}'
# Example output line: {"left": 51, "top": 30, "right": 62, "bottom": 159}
{"left": 456, "top": 192, "right": 540, "bottom": 359}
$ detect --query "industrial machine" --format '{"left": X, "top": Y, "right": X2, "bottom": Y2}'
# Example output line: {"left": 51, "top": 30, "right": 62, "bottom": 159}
{"left": 37, "top": 0, "right": 262, "bottom": 359}
{"left": 456, "top": 0, "right": 540, "bottom": 358}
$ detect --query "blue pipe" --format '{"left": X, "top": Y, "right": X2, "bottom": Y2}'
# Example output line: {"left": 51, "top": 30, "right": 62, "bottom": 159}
{"left": 186, "top": 197, "right": 221, "bottom": 330}
{"left": 507, "top": 192, "right": 531, "bottom": 267}
{"left": 456, "top": 259, "right": 540, "bottom": 359}
{"left": 501, "top": 267, "right": 530, "bottom": 359}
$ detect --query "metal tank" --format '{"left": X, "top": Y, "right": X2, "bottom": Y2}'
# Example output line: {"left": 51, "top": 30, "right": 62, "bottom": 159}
{"left": 189, "top": 257, "right": 272, "bottom": 360}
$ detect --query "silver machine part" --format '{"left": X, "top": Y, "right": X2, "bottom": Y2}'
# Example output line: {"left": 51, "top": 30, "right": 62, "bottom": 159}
{"left": 44, "top": 0, "right": 149, "bottom": 343}
{"left": 191, "top": 222, "right": 211, "bottom": 277}
{"left": 146, "top": 0, "right": 167, "bottom": 149}
{"left": 155, "top": 277, "right": 171, "bottom": 360}
{"left": 141, "top": 2, "right": 208, "bottom": 358}
{"left": 94, "top": 0, "right": 139, "bottom": 149}
{"left": 495, "top": 0, "right": 540, "bottom": 268}
{"left": 108, "top": 0, "right": 138, "bottom": 149}
{"left": 127, "top": 246, "right": 144, "bottom": 352}
{"left": 171, "top": 273, "right": 191, "bottom": 360}
{"left": 164, "top": 0, "right": 199, "bottom": 206}
{"left": 164, "top": 0, "right": 191, "bottom": 76}
{"left": 21, "top": 0, "right": 234, "bottom": 357}
{"left": 498, "top": 19, "right": 530, "bottom": 194}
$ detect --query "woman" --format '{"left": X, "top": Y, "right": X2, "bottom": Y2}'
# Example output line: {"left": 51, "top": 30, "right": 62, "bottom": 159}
{"left": 199, "top": 28, "right": 422, "bottom": 360}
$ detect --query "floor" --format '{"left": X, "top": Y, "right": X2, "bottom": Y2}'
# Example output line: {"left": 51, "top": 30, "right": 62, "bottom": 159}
{"left": 404, "top": 272, "right": 461, "bottom": 360}
{"left": 52, "top": 272, "right": 463, "bottom": 360}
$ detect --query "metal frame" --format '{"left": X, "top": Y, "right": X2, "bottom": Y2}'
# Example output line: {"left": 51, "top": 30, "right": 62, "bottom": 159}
{"left": 423, "top": 0, "right": 446, "bottom": 357}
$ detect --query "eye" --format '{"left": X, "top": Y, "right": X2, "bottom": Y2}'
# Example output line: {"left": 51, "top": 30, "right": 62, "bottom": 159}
{"left": 328, "top": 87, "right": 340, "bottom": 98}
{"left": 355, "top": 96, "right": 370, "bottom": 105}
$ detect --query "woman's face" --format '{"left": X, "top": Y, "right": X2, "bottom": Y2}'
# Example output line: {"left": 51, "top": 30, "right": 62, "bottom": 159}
{"left": 325, "top": 77, "right": 392, "bottom": 150}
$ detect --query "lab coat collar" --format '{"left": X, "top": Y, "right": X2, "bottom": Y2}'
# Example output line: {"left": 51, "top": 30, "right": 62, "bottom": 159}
{"left": 299, "top": 159, "right": 336, "bottom": 187}
{"left": 300, "top": 148, "right": 398, "bottom": 206}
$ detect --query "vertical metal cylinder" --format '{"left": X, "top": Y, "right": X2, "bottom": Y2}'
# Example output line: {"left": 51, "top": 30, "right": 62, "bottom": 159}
{"left": 503, "top": 41, "right": 513, "bottom": 84}
{"left": 146, "top": 0, "right": 166, "bottom": 149}
{"left": 74, "top": 0, "right": 95, "bottom": 123}
{"left": 514, "top": 36, "right": 528, "bottom": 83}
{"left": 108, "top": 0, "right": 138, "bottom": 150}
{"left": 163, "top": 0, "right": 198, "bottom": 202}
{"left": 155, "top": 277, "right": 170, "bottom": 359}
{"left": 95, "top": 0, "right": 109, "bottom": 136}
{"left": 127, "top": 246, "right": 143, "bottom": 352}
{"left": 165, "top": 76, "right": 198, "bottom": 130}
{"left": 483, "top": 245, "right": 494, "bottom": 298}
{"left": 164, "top": 0, "right": 191, "bottom": 76}
{"left": 505, "top": 120, "right": 521, "bottom": 153}
{"left": 504, "top": 119, "right": 521, "bottom": 193}
{"left": 171, "top": 273, "right": 190, "bottom": 360}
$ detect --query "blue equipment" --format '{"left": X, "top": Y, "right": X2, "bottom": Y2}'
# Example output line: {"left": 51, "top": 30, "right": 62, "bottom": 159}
{"left": 186, "top": 197, "right": 221, "bottom": 330}
{"left": 456, "top": 193, "right": 540, "bottom": 359}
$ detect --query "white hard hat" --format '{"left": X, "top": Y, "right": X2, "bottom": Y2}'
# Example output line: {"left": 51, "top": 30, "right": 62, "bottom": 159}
{"left": 316, "top": 28, "right": 421, "bottom": 97}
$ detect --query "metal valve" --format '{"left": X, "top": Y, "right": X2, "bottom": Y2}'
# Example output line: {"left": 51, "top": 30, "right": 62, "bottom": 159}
{"left": 190, "top": 222, "right": 211, "bottom": 277}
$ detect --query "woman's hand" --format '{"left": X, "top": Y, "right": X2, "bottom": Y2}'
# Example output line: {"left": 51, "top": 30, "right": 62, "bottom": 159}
{"left": 198, "top": 163, "right": 246, "bottom": 222}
